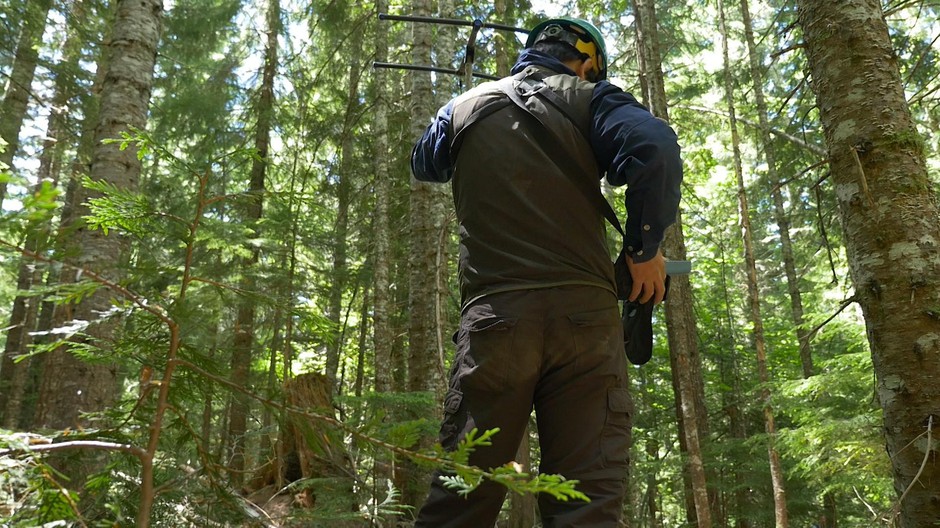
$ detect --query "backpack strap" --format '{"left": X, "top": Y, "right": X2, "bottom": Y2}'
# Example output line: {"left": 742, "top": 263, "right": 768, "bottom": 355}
{"left": 496, "top": 70, "right": 625, "bottom": 238}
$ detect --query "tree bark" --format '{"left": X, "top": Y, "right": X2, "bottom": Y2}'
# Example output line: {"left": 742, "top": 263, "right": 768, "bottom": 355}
{"left": 406, "top": 0, "right": 445, "bottom": 397}
{"left": 326, "top": 38, "right": 363, "bottom": 388}
{"left": 0, "top": 0, "right": 53, "bottom": 206}
{"left": 632, "top": 1, "right": 713, "bottom": 526}
{"left": 228, "top": 0, "right": 279, "bottom": 486}
{"left": 738, "top": 0, "right": 813, "bottom": 379}
{"left": 268, "top": 372, "right": 356, "bottom": 522}
{"left": 372, "top": 0, "right": 394, "bottom": 396}
{"left": 797, "top": 1, "right": 940, "bottom": 525}
{"left": 34, "top": 0, "right": 163, "bottom": 432}
{"left": 401, "top": 0, "right": 446, "bottom": 510}
{"left": 718, "top": 1, "right": 789, "bottom": 526}
{"left": 494, "top": 0, "right": 511, "bottom": 78}
{"left": 0, "top": 0, "right": 90, "bottom": 429}
{"left": 507, "top": 425, "right": 536, "bottom": 527}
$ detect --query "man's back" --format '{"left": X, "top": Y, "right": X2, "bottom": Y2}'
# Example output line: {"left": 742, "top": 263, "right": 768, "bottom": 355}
{"left": 449, "top": 68, "right": 615, "bottom": 305}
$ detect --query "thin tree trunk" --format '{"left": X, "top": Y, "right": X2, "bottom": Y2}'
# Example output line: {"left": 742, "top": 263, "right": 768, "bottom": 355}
{"left": 259, "top": 308, "right": 283, "bottom": 461}
{"left": 407, "top": 0, "right": 444, "bottom": 396}
{"left": 355, "top": 286, "right": 369, "bottom": 398}
{"left": 326, "top": 41, "right": 363, "bottom": 387}
{"left": 1, "top": 0, "right": 89, "bottom": 429}
{"left": 507, "top": 425, "right": 536, "bottom": 527}
{"left": 228, "top": 0, "right": 279, "bottom": 486}
{"left": 718, "top": 1, "right": 789, "bottom": 526}
{"left": 738, "top": 0, "right": 813, "bottom": 378}
{"left": 797, "top": 1, "right": 940, "bottom": 525}
{"left": 632, "top": 0, "right": 713, "bottom": 526}
{"left": 722, "top": 350, "right": 751, "bottom": 528}
{"left": 645, "top": 439, "right": 663, "bottom": 528}
{"left": 370, "top": 3, "right": 396, "bottom": 516}
{"left": 202, "top": 323, "right": 219, "bottom": 458}
{"left": 402, "top": 0, "right": 444, "bottom": 510}
{"left": 494, "top": 0, "right": 511, "bottom": 78}
{"left": 0, "top": 0, "right": 53, "bottom": 206}
{"left": 372, "top": 0, "right": 393, "bottom": 396}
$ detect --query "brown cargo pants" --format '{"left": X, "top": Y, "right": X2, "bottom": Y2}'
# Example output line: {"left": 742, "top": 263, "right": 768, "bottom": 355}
{"left": 414, "top": 285, "right": 633, "bottom": 527}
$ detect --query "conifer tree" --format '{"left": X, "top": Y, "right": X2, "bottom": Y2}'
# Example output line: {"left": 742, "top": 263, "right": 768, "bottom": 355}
{"left": 797, "top": 1, "right": 940, "bottom": 525}
{"left": 227, "top": 0, "right": 279, "bottom": 486}
{"left": 30, "top": 0, "right": 164, "bottom": 496}
{"left": 0, "top": 0, "right": 53, "bottom": 206}
{"left": 0, "top": 0, "right": 93, "bottom": 428}
{"left": 718, "top": 1, "right": 789, "bottom": 525}
{"left": 632, "top": 0, "right": 713, "bottom": 525}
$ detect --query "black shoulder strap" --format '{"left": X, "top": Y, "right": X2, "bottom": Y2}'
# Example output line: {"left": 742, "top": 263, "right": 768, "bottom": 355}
{"left": 496, "top": 71, "right": 625, "bottom": 238}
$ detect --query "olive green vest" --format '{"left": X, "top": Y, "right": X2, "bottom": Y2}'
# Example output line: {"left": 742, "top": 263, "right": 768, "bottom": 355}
{"left": 449, "top": 66, "right": 616, "bottom": 306}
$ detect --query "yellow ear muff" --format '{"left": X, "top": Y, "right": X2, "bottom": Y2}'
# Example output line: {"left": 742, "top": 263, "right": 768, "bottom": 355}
{"left": 573, "top": 39, "right": 601, "bottom": 80}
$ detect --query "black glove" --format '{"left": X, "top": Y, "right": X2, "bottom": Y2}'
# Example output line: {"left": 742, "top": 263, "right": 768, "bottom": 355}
{"left": 614, "top": 250, "right": 670, "bottom": 365}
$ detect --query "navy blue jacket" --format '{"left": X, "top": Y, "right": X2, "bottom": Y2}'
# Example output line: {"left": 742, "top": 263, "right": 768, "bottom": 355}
{"left": 412, "top": 49, "right": 682, "bottom": 263}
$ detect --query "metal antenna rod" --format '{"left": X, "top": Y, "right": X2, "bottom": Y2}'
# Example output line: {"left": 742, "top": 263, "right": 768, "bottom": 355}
{"left": 372, "top": 62, "right": 499, "bottom": 81}
{"left": 378, "top": 13, "right": 528, "bottom": 35}
{"left": 376, "top": 13, "right": 524, "bottom": 87}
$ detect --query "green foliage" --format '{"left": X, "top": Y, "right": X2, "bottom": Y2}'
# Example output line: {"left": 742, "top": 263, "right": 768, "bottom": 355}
{"left": 3, "top": 0, "right": 938, "bottom": 526}
{"left": 0, "top": 431, "right": 85, "bottom": 526}
{"left": 431, "top": 428, "right": 590, "bottom": 503}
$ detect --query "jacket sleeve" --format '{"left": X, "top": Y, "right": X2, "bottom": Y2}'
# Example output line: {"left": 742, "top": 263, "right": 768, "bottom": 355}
{"left": 589, "top": 81, "right": 683, "bottom": 263}
{"left": 411, "top": 101, "right": 455, "bottom": 183}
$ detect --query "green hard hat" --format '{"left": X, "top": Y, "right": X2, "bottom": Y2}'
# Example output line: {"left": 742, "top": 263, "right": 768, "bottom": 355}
{"left": 526, "top": 17, "right": 608, "bottom": 81}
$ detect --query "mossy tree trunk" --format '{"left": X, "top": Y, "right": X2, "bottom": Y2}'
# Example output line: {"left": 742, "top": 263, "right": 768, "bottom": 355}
{"left": 797, "top": 1, "right": 940, "bottom": 525}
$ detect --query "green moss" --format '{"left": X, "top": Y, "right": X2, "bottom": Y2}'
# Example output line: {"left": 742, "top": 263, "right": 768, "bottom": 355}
{"left": 882, "top": 129, "right": 928, "bottom": 158}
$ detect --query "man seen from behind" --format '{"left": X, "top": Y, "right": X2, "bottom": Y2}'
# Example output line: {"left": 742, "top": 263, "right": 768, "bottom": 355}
{"left": 410, "top": 16, "right": 683, "bottom": 527}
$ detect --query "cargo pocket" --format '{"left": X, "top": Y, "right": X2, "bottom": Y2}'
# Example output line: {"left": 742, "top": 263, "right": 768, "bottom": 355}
{"left": 601, "top": 387, "right": 633, "bottom": 468}
{"left": 439, "top": 387, "right": 464, "bottom": 451}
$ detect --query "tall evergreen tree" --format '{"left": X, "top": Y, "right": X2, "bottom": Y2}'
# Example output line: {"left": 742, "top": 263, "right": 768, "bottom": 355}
{"left": 31, "top": 0, "right": 164, "bottom": 498}
{"left": 797, "top": 1, "right": 940, "bottom": 526}
{"left": 372, "top": 0, "right": 394, "bottom": 396}
{"left": 632, "top": 0, "right": 713, "bottom": 525}
{"left": 227, "top": 0, "right": 279, "bottom": 486}
{"left": 0, "top": 0, "right": 94, "bottom": 428}
{"left": 718, "top": 1, "right": 789, "bottom": 525}
{"left": 0, "top": 0, "right": 53, "bottom": 206}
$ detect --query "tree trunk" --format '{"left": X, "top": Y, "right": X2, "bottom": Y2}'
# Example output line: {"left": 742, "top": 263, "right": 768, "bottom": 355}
{"left": 406, "top": 0, "right": 445, "bottom": 397}
{"left": 645, "top": 439, "right": 663, "bottom": 528}
{"left": 34, "top": 0, "right": 163, "bottom": 430}
{"left": 494, "top": 0, "right": 511, "bottom": 78}
{"left": 632, "top": 0, "right": 713, "bottom": 526}
{"left": 370, "top": 4, "right": 396, "bottom": 517}
{"left": 372, "top": 0, "right": 393, "bottom": 396}
{"left": 354, "top": 287, "right": 369, "bottom": 398}
{"left": 738, "top": 0, "right": 813, "bottom": 379}
{"left": 249, "top": 372, "right": 357, "bottom": 523}
{"left": 326, "top": 39, "right": 363, "bottom": 387}
{"left": 1, "top": 0, "right": 89, "bottom": 429}
{"left": 0, "top": 0, "right": 53, "bottom": 206}
{"left": 718, "top": 1, "right": 789, "bottom": 526}
{"left": 797, "top": 1, "right": 940, "bottom": 525}
{"left": 228, "top": 0, "right": 279, "bottom": 486}
{"left": 507, "top": 425, "right": 536, "bottom": 527}
{"left": 401, "top": 0, "right": 444, "bottom": 510}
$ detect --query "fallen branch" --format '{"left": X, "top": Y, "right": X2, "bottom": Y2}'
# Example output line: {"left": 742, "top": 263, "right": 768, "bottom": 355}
{"left": 0, "top": 439, "right": 146, "bottom": 459}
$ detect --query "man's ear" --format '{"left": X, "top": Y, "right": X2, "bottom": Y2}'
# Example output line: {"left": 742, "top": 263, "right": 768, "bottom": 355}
{"left": 577, "top": 58, "right": 595, "bottom": 81}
